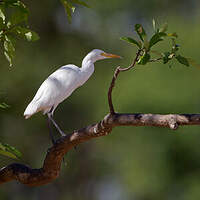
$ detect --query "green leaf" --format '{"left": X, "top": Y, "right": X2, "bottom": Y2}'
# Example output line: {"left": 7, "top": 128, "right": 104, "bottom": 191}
{"left": 0, "top": 150, "right": 18, "bottom": 159}
{"left": 152, "top": 18, "right": 156, "bottom": 32}
{"left": 13, "top": 27, "right": 39, "bottom": 41}
{"left": 0, "top": 142, "right": 22, "bottom": 159}
{"left": 149, "top": 32, "right": 166, "bottom": 48}
{"left": 0, "top": 17, "right": 5, "bottom": 29}
{"left": 4, "top": 50, "right": 13, "bottom": 66}
{"left": 135, "top": 24, "right": 146, "bottom": 42}
{"left": 60, "top": 0, "right": 89, "bottom": 22}
{"left": 3, "top": 0, "right": 18, "bottom": 6}
{"left": 3, "top": 35, "right": 15, "bottom": 66}
{"left": 120, "top": 37, "right": 141, "bottom": 48}
{"left": 159, "top": 23, "right": 168, "bottom": 33}
{"left": 0, "top": 7, "right": 5, "bottom": 21}
{"left": 175, "top": 55, "right": 189, "bottom": 67}
{"left": 2, "top": 143, "right": 22, "bottom": 158}
{"left": 4, "top": 36, "right": 15, "bottom": 54}
{"left": 162, "top": 52, "right": 171, "bottom": 64}
{"left": 61, "top": 0, "right": 74, "bottom": 23}
{"left": 71, "top": 0, "right": 90, "bottom": 8}
{"left": 0, "top": 102, "right": 10, "bottom": 109}
{"left": 137, "top": 52, "right": 150, "bottom": 65}
{"left": 25, "top": 31, "right": 39, "bottom": 41}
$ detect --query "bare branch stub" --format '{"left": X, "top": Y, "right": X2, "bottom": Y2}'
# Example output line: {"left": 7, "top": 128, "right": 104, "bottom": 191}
{"left": 108, "top": 50, "right": 142, "bottom": 114}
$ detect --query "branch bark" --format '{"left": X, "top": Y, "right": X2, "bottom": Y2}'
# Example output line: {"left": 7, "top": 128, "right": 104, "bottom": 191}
{"left": 1, "top": 112, "right": 200, "bottom": 186}
{"left": 108, "top": 49, "right": 142, "bottom": 114}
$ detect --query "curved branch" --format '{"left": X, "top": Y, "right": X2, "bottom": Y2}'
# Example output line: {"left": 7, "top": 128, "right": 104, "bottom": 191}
{"left": 1, "top": 112, "right": 200, "bottom": 186}
{"left": 108, "top": 49, "right": 142, "bottom": 114}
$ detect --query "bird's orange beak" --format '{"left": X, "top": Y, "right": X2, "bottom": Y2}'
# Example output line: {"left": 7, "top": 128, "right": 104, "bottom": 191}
{"left": 101, "top": 52, "right": 121, "bottom": 59}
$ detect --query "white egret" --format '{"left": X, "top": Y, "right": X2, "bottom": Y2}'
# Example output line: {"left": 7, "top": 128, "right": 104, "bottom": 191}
{"left": 24, "top": 49, "right": 121, "bottom": 142}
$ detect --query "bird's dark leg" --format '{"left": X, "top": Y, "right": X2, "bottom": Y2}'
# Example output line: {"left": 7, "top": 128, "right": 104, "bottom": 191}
{"left": 47, "top": 113, "right": 66, "bottom": 137}
{"left": 47, "top": 116, "right": 56, "bottom": 145}
{"left": 47, "top": 112, "right": 66, "bottom": 164}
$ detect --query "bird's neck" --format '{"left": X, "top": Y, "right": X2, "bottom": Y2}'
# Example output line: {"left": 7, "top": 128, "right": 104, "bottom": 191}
{"left": 81, "top": 57, "right": 95, "bottom": 74}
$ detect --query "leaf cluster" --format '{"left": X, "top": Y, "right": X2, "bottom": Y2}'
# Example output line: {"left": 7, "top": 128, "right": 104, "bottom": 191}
{"left": 0, "top": 0, "right": 39, "bottom": 66}
{"left": 121, "top": 20, "right": 198, "bottom": 68}
{"left": 60, "top": 0, "right": 89, "bottom": 23}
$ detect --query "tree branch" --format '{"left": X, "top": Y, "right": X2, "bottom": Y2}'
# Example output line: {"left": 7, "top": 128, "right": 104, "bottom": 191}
{"left": 1, "top": 48, "right": 199, "bottom": 187}
{"left": 1, "top": 112, "right": 200, "bottom": 186}
{"left": 108, "top": 49, "right": 142, "bottom": 114}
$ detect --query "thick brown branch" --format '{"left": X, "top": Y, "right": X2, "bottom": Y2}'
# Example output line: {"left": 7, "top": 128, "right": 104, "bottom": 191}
{"left": 1, "top": 113, "right": 200, "bottom": 186}
{"left": 108, "top": 50, "right": 142, "bottom": 114}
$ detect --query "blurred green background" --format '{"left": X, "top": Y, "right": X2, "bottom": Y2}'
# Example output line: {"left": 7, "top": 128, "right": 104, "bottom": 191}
{"left": 1, "top": 0, "right": 200, "bottom": 199}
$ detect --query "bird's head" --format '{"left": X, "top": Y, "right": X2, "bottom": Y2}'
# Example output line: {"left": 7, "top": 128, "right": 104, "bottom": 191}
{"left": 85, "top": 49, "right": 121, "bottom": 63}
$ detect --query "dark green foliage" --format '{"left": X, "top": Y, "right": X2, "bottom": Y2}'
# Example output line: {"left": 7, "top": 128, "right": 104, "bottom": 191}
{"left": 162, "top": 52, "right": 171, "bottom": 64}
{"left": 0, "top": 0, "right": 39, "bottom": 66}
{"left": 0, "top": 0, "right": 88, "bottom": 65}
{"left": 176, "top": 55, "right": 189, "bottom": 67}
{"left": 138, "top": 52, "right": 150, "bottom": 65}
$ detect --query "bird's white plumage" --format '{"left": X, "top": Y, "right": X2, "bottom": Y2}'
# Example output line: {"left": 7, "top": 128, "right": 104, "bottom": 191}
{"left": 24, "top": 65, "right": 82, "bottom": 117}
{"left": 24, "top": 49, "right": 120, "bottom": 119}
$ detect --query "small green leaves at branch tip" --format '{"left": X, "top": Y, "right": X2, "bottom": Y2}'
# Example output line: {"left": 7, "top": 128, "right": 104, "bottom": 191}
{"left": 120, "top": 37, "right": 141, "bottom": 48}
{"left": 152, "top": 19, "right": 156, "bottom": 32}
{"left": 61, "top": 0, "right": 89, "bottom": 23}
{"left": 0, "top": 1, "right": 39, "bottom": 66}
{"left": 159, "top": 23, "right": 168, "bottom": 33}
{"left": 149, "top": 32, "right": 166, "bottom": 48}
{"left": 162, "top": 52, "right": 171, "bottom": 64}
{"left": 135, "top": 24, "right": 146, "bottom": 42}
{"left": 175, "top": 55, "right": 189, "bottom": 67}
{"left": 0, "top": 142, "right": 22, "bottom": 159}
{"left": 138, "top": 52, "right": 150, "bottom": 65}
{"left": 120, "top": 20, "right": 199, "bottom": 68}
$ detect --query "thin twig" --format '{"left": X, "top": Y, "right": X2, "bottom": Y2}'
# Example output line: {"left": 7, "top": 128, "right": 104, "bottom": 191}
{"left": 108, "top": 49, "right": 142, "bottom": 114}
{"left": 149, "top": 57, "right": 162, "bottom": 62}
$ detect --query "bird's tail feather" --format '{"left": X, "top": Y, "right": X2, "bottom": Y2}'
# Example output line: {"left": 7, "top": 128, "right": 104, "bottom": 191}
{"left": 24, "top": 101, "right": 39, "bottom": 119}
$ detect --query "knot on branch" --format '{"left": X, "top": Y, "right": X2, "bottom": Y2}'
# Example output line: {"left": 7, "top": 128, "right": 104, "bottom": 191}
{"left": 93, "top": 114, "right": 113, "bottom": 136}
{"left": 168, "top": 115, "right": 179, "bottom": 130}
